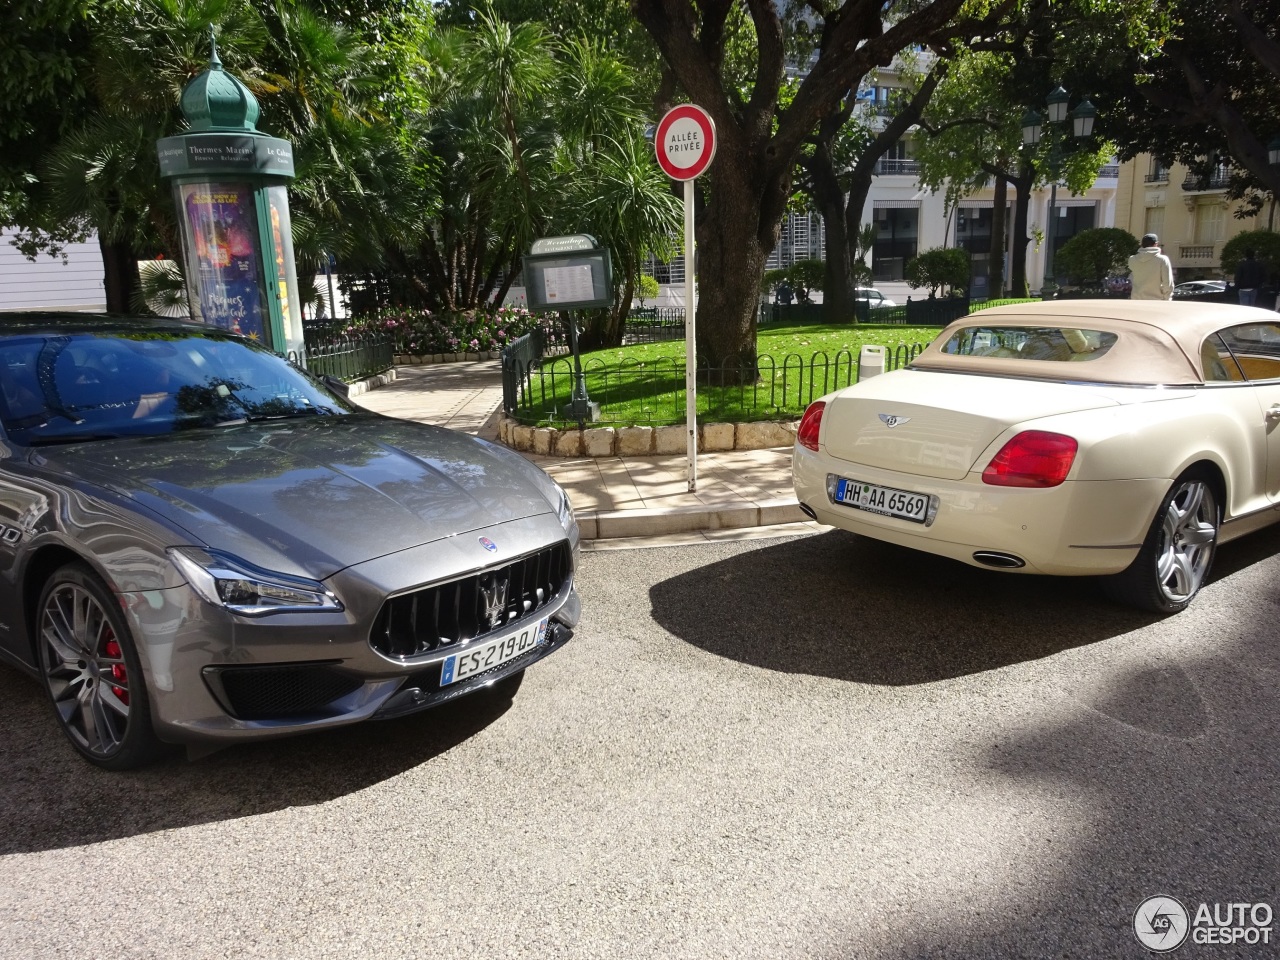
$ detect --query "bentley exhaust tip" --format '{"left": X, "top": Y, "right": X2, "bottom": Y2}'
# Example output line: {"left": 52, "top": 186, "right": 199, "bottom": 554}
{"left": 972, "top": 550, "right": 1026, "bottom": 569}
{"left": 798, "top": 502, "right": 818, "bottom": 520}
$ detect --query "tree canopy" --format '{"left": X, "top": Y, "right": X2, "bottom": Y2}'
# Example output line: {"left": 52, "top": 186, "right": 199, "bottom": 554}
{"left": 631, "top": 0, "right": 1021, "bottom": 369}
{"left": 1102, "top": 0, "right": 1280, "bottom": 211}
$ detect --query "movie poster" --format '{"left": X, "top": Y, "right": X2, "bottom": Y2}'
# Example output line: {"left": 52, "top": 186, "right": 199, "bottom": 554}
{"left": 181, "top": 183, "right": 267, "bottom": 340}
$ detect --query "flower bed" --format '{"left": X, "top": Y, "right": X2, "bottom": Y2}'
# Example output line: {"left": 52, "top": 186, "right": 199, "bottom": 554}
{"left": 340, "top": 305, "right": 565, "bottom": 357}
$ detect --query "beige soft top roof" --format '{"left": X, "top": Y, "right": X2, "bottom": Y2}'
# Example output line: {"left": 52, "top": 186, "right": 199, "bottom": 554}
{"left": 911, "top": 299, "right": 1279, "bottom": 385}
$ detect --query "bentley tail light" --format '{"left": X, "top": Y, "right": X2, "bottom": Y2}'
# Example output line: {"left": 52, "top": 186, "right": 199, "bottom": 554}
{"left": 797, "top": 401, "right": 826, "bottom": 451}
{"left": 982, "top": 431, "right": 1078, "bottom": 487}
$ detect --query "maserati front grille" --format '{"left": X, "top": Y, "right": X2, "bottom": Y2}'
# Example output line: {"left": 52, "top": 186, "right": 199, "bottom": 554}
{"left": 370, "top": 540, "right": 572, "bottom": 659}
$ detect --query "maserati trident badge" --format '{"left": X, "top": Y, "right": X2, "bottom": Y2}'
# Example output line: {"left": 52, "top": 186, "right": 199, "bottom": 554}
{"left": 878, "top": 414, "right": 911, "bottom": 428}
{"left": 480, "top": 575, "right": 510, "bottom": 629}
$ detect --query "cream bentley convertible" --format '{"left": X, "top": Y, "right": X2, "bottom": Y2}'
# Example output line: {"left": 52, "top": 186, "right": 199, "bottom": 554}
{"left": 792, "top": 301, "right": 1280, "bottom": 612}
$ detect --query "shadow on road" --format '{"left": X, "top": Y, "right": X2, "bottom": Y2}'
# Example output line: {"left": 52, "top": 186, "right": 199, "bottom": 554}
{"left": 0, "top": 669, "right": 515, "bottom": 855}
{"left": 865, "top": 614, "right": 1280, "bottom": 959}
{"left": 649, "top": 525, "right": 1280, "bottom": 686}
{"left": 651, "top": 526, "right": 1280, "bottom": 956}
{"left": 649, "top": 530, "right": 1158, "bottom": 685}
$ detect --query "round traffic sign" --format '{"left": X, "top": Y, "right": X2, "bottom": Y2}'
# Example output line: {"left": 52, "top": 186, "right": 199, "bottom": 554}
{"left": 654, "top": 104, "right": 717, "bottom": 181}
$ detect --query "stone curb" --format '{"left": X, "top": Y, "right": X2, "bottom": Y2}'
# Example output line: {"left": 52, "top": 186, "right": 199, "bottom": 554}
{"left": 394, "top": 351, "right": 503, "bottom": 364}
{"left": 344, "top": 368, "right": 397, "bottom": 397}
{"left": 496, "top": 415, "right": 799, "bottom": 458}
{"left": 574, "top": 498, "right": 808, "bottom": 541}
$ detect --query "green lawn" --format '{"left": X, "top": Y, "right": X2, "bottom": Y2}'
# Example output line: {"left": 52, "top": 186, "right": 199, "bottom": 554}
{"left": 517, "top": 321, "right": 946, "bottom": 426}
{"left": 514, "top": 299, "right": 1035, "bottom": 426}
{"left": 582, "top": 320, "right": 943, "bottom": 367}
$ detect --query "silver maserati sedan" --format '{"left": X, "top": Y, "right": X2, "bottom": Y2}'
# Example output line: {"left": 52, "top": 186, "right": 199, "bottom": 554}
{"left": 0, "top": 315, "right": 580, "bottom": 768}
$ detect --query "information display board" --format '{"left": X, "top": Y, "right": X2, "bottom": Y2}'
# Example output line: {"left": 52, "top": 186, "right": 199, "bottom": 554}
{"left": 521, "top": 236, "right": 613, "bottom": 311}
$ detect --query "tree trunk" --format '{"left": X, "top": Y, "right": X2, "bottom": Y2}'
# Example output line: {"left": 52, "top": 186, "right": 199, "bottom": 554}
{"left": 810, "top": 145, "right": 853, "bottom": 324}
{"left": 632, "top": 0, "right": 972, "bottom": 367}
{"left": 814, "top": 68, "right": 947, "bottom": 323}
{"left": 1009, "top": 163, "right": 1034, "bottom": 298}
{"left": 697, "top": 160, "right": 782, "bottom": 378}
{"left": 988, "top": 176, "right": 1008, "bottom": 297}
{"left": 100, "top": 236, "right": 140, "bottom": 314}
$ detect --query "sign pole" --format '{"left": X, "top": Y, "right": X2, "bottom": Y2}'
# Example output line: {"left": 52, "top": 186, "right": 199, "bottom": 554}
{"left": 653, "top": 103, "right": 716, "bottom": 495}
{"left": 683, "top": 178, "right": 697, "bottom": 492}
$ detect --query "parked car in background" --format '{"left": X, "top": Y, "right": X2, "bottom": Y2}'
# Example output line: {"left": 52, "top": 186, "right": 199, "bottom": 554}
{"left": 0, "top": 315, "right": 581, "bottom": 768}
{"left": 1174, "top": 280, "right": 1229, "bottom": 296}
{"left": 854, "top": 288, "right": 897, "bottom": 310}
{"left": 793, "top": 301, "right": 1280, "bottom": 614}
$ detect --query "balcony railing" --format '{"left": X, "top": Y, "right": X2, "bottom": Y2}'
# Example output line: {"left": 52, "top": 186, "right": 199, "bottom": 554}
{"left": 1144, "top": 171, "right": 1170, "bottom": 183}
{"left": 1182, "top": 173, "right": 1231, "bottom": 191}
{"left": 1177, "top": 244, "right": 1217, "bottom": 262}
{"left": 1097, "top": 164, "right": 1120, "bottom": 179}
{"left": 874, "top": 159, "right": 920, "bottom": 176}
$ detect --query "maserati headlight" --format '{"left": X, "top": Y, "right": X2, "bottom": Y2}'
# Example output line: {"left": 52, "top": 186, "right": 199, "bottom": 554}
{"left": 168, "top": 547, "right": 343, "bottom": 616}
{"left": 555, "top": 484, "right": 576, "bottom": 529}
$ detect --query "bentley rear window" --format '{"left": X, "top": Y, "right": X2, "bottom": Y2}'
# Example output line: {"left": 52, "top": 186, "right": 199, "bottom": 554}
{"left": 940, "top": 326, "right": 1119, "bottom": 362}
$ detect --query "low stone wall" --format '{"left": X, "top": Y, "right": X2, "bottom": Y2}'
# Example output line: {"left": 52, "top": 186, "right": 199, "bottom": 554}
{"left": 345, "top": 368, "right": 396, "bottom": 397}
{"left": 394, "top": 351, "right": 503, "bottom": 364}
{"left": 497, "top": 416, "right": 797, "bottom": 457}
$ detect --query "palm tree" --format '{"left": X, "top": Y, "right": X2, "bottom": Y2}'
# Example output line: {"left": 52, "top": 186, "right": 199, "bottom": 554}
{"left": 40, "top": 0, "right": 411, "bottom": 312}
{"left": 455, "top": 11, "right": 555, "bottom": 214}
{"left": 569, "top": 132, "right": 681, "bottom": 347}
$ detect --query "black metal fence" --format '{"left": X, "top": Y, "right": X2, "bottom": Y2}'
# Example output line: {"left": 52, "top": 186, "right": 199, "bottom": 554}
{"left": 623, "top": 304, "right": 776, "bottom": 344}
{"left": 501, "top": 326, "right": 545, "bottom": 414}
{"left": 295, "top": 329, "right": 396, "bottom": 382}
{"left": 854, "top": 295, "right": 978, "bottom": 325}
{"left": 623, "top": 307, "right": 686, "bottom": 344}
{"left": 500, "top": 342, "right": 926, "bottom": 426}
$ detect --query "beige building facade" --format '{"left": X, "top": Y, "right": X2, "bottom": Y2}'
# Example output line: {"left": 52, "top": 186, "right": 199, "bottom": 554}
{"left": 1115, "top": 155, "right": 1277, "bottom": 282}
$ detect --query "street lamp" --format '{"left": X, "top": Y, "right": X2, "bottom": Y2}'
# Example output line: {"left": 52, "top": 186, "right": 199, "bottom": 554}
{"left": 1046, "top": 86, "right": 1070, "bottom": 124}
{"left": 1020, "top": 110, "right": 1043, "bottom": 147}
{"left": 1021, "top": 87, "right": 1096, "bottom": 291}
{"left": 1072, "top": 100, "right": 1097, "bottom": 138}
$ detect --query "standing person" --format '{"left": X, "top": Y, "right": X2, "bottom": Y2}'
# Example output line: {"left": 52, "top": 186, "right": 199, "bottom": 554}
{"left": 1233, "top": 249, "right": 1265, "bottom": 306}
{"left": 1128, "top": 233, "right": 1174, "bottom": 301}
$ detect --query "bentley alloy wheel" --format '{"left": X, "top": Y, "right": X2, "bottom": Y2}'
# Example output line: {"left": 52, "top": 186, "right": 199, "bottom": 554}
{"left": 1105, "top": 474, "right": 1220, "bottom": 614}
{"left": 1154, "top": 480, "right": 1218, "bottom": 605}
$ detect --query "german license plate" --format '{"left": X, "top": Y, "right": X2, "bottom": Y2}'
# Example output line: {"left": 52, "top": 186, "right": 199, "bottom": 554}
{"left": 834, "top": 477, "right": 929, "bottom": 523}
{"left": 440, "top": 618, "right": 548, "bottom": 686}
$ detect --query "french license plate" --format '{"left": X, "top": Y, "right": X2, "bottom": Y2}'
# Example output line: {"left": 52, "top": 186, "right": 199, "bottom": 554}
{"left": 834, "top": 477, "right": 929, "bottom": 524}
{"left": 440, "top": 618, "right": 549, "bottom": 686}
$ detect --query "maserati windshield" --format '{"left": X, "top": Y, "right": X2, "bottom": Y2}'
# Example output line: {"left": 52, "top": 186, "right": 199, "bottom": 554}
{"left": 0, "top": 329, "right": 350, "bottom": 446}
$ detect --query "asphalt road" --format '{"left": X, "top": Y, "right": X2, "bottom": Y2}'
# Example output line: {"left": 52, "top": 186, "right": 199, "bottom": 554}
{"left": 1, "top": 527, "right": 1278, "bottom": 959}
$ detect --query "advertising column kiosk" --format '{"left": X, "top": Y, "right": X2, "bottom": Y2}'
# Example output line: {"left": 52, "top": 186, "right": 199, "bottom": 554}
{"left": 156, "top": 38, "right": 303, "bottom": 358}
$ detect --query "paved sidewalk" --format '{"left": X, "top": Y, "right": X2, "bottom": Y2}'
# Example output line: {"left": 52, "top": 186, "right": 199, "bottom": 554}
{"left": 355, "top": 362, "right": 824, "bottom": 545}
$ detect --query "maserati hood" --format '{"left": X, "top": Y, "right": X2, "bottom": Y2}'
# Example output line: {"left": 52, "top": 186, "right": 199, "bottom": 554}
{"left": 36, "top": 414, "right": 558, "bottom": 578}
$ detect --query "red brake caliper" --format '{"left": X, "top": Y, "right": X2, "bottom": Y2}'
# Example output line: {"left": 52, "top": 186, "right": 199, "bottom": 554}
{"left": 103, "top": 632, "right": 129, "bottom": 705}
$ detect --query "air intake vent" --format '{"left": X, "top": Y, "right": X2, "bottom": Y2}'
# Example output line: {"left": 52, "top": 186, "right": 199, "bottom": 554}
{"left": 214, "top": 663, "right": 361, "bottom": 720}
{"left": 371, "top": 540, "right": 572, "bottom": 660}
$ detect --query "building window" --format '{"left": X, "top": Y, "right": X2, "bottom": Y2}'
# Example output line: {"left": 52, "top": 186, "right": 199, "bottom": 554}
{"left": 1145, "top": 158, "right": 1170, "bottom": 183}
{"left": 958, "top": 206, "right": 1003, "bottom": 297}
{"left": 872, "top": 206, "right": 919, "bottom": 281}
{"left": 1144, "top": 206, "right": 1165, "bottom": 241}
{"left": 1195, "top": 202, "right": 1224, "bottom": 244}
